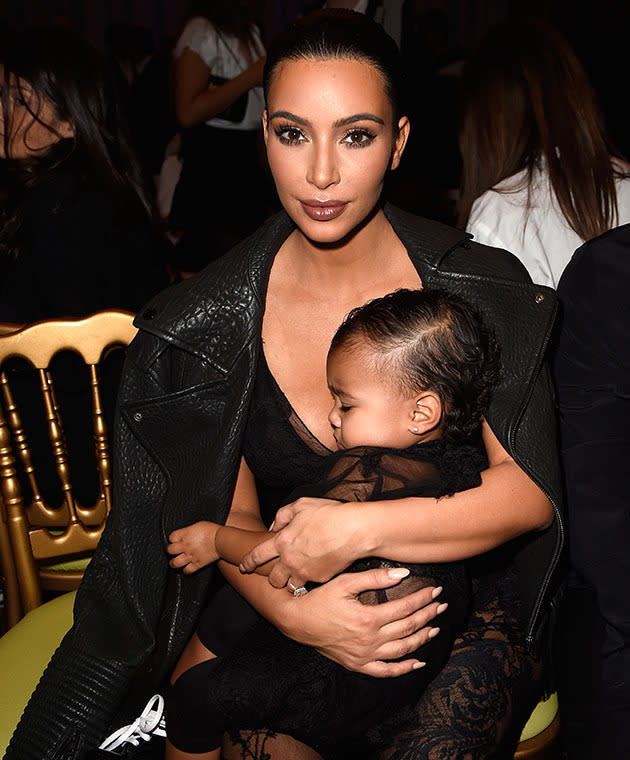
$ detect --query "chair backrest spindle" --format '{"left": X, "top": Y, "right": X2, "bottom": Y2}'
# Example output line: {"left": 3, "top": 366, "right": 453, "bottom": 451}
{"left": 0, "top": 310, "right": 137, "bottom": 621}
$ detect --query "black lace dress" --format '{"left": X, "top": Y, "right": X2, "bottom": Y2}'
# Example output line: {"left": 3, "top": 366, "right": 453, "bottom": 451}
{"left": 171, "top": 352, "right": 544, "bottom": 760}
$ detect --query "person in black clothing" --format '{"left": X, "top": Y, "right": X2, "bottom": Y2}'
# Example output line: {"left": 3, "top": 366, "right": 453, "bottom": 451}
{"left": 157, "top": 288, "right": 500, "bottom": 759}
{"left": 0, "top": 26, "right": 170, "bottom": 506}
{"left": 0, "top": 26, "right": 170, "bottom": 321}
{"left": 5, "top": 12, "right": 561, "bottom": 760}
{"left": 554, "top": 223, "right": 630, "bottom": 758}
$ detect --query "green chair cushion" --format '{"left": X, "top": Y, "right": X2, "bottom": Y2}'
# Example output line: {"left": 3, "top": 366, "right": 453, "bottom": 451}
{"left": 42, "top": 557, "right": 91, "bottom": 573}
{"left": 518, "top": 691, "right": 559, "bottom": 742}
{"left": 0, "top": 592, "right": 75, "bottom": 757}
{"left": 0, "top": 591, "right": 557, "bottom": 754}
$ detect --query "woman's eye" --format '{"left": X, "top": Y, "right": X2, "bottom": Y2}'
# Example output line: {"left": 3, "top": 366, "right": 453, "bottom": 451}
{"left": 340, "top": 405, "right": 352, "bottom": 413}
{"left": 275, "top": 125, "right": 305, "bottom": 145}
{"left": 342, "top": 129, "right": 374, "bottom": 148}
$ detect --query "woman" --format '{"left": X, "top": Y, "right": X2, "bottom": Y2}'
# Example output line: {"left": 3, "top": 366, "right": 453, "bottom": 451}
{"left": 553, "top": 223, "right": 630, "bottom": 758}
{"left": 6, "top": 11, "right": 562, "bottom": 760}
{"left": 0, "top": 26, "right": 170, "bottom": 508}
{"left": 169, "top": 0, "right": 268, "bottom": 272}
{"left": 0, "top": 26, "right": 169, "bottom": 321}
{"left": 458, "top": 19, "right": 630, "bottom": 289}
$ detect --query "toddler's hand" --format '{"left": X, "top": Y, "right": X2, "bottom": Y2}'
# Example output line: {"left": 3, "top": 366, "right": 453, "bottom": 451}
{"left": 167, "top": 521, "right": 220, "bottom": 574}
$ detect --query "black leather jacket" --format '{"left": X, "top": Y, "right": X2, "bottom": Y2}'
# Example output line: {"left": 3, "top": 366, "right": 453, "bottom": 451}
{"left": 4, "top": 206, "right": 564, "bottom": 760}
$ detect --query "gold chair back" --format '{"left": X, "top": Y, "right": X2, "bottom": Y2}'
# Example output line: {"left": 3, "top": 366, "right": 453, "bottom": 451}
{"left": 0, "top": 311, "right": 137, "bottom": 624}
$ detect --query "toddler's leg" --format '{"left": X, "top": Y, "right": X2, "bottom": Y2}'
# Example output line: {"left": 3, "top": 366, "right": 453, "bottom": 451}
{"left": 166, "top": 633, "right": 222, "bottom": 759}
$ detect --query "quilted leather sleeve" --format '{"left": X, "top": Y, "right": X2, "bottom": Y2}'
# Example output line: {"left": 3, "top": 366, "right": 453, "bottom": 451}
{"left": 4, "top": 335, "right": 173, "bottom": 760}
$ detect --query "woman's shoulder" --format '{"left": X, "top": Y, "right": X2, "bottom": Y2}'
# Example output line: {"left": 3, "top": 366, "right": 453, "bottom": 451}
{"left": 133, "top": 211, "right": 293, "bottom": 353}
{"left": 559, "top": 222, "right": 630, "bottom": 300}
{"left": 386, "top": 204, "right": 532, "bottom": 285}
{"left": 174, "top": 16, "right": 215, "bottom": 59}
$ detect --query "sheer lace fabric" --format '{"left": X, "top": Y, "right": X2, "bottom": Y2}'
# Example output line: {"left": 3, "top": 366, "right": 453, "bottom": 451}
{"left": 215, "top": 351, "right": 542, "bottom": 758}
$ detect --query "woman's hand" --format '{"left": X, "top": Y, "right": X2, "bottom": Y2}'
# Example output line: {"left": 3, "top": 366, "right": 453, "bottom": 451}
{"left": 278, "top": 568, "right": 446, "bottom": 677}
{"left": 239, "top": 497, "right": 362, "bottom": 588}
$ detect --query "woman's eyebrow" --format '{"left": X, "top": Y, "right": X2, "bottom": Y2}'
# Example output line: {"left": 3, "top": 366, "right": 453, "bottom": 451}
{"left": 268, "top": 111, "right": 385, "bottom": 127}
{"left": 334, "top": 114, "right": 384, "bottom": 127}
{"left": 268, "top": 110, "right": 309, "bottom": 125}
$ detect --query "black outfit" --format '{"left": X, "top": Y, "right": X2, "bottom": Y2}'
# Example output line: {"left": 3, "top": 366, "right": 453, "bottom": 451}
{"left": 5, "top": 205, "right": 564, "bottom": 760}
{"left": 553, "top": 223, "right": 630, "bottom": 759}
{"left": 167, "top": 346, "right": 485, "bottom": 758}
{"left": 169, "top": 124, "right": 269, "bottom": 273}
{"left": 0, "top": 155, "right": 169, "bottom": 323}
{"left": 0, "top": 154, "right": 170, "bottom": 507}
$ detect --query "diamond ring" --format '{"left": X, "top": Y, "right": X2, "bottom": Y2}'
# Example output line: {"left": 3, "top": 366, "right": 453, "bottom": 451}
{"left": 287, "top": 576, "right": 308, "bottom": 597}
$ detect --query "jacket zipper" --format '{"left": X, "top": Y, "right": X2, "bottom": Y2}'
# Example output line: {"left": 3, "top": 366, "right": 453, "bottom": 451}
{"left": 507, "top": 301, "right": 565, "bottom": 648}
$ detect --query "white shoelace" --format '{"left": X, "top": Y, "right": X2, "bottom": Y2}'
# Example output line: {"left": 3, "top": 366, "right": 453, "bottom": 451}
{"left": 99, "top": 694, "right": 167, "bottom": 752}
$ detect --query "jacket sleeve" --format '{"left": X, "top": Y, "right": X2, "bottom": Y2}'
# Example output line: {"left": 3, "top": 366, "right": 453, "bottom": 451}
{"left": 4, "top": 334, "right": 173, "bottom": 760}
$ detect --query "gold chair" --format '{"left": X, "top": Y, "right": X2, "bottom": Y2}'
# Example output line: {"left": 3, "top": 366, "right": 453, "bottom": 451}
{"left": 0, "top": 310, "right": 137, "bottom": 624}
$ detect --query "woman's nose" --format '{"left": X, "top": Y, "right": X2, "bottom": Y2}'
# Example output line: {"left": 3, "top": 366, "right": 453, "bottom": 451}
{"left": 307, "top": 140, "right": 340, "bottom": 190}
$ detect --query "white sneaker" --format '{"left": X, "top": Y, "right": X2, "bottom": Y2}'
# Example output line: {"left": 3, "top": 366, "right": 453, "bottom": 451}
{"left": 99, "top": 694, "right": 166, "bottom": 753}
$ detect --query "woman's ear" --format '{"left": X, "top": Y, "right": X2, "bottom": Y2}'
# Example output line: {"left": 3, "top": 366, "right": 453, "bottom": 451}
{"left": 390, "top": 116, "right": 410, "bottom": 171}
{"left": 409, "top": 391, "right": 442, "bottom": 436}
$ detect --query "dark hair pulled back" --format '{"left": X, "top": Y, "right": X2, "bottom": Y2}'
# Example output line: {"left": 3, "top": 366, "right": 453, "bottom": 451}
{"left": 330, "top": 288, "right": 501, "bottom": 444}
{"left": 263, "top": 9, "right": 407, "bottom": 125}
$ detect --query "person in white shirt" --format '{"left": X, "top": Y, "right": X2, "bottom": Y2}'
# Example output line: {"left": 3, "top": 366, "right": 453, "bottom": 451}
{"left": 170, "top": 0, "right": 268, "bottom": 272}
{"left": 457, "top": 18, "right": 630, "bottom": 289}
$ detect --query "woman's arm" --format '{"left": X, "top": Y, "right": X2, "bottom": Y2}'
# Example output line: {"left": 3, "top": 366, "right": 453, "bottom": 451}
{"left": 175, "top": 47, "right": 264, "bottom": 128}
{"left": 241, "top": 422, "right": 554, "bottom": 588}
{"left": 221, "top": 457, "right": 445, "bottom": 677}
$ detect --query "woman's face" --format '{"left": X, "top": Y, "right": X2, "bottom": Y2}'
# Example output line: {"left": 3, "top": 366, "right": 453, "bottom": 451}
{"left": 0, "top": 66, "right": 73, "bottom": 159}
{"left": 263, "top": 57, "right": 409, "bottom": 245}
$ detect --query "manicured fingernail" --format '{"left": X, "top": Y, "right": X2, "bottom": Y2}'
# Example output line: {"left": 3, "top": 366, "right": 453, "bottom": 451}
{"left": 431, "top": 586, "right": 443, "bottom": 599}
{"left": 437, "top": 602, "right": 448, "bottom": 615}
{"left": 238, "top": 564, "right": 246, "bottom": 573}
{"left": 388, "top": 568, "right": 410, "bottom": 579}
{"left": 269, "top": 520, "right": 275, "bottom": 531}
{"left": 428, "top": 627, "right": 440, "bottom": 639}
{"left": 413, "top": 661, "right": 426, "bottom": 670}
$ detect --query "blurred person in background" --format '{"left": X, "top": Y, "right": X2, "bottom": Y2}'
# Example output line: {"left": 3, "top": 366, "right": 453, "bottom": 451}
{"left": 457, "top": 18, "right": 630, "bottom": 289}
{"left": 169, "top": 0, "right": 269, "bottom": 274}
{"left": 0, "top": 25, "right": 170, "bottom": 506}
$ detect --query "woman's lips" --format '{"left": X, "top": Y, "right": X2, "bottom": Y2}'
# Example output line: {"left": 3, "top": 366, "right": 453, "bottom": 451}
{"left": 300, "top": 200, "right": 348, "bottom": 221}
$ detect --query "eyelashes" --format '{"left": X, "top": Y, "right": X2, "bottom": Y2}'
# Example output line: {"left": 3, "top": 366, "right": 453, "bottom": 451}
{"left": 274, "top": 124, "right": 305, "bottom": 145}
{"left": 273, "top": 123, "right": 377, "bottom": 148}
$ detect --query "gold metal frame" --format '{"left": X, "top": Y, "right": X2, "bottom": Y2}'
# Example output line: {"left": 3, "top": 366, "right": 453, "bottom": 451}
{"left": 0, "top": 311, "right": 137, "bottom": 624}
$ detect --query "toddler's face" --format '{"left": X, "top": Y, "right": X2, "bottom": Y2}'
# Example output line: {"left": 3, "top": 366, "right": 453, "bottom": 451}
{"left": 326, "top": 347, "right": 419, "bottom": 450}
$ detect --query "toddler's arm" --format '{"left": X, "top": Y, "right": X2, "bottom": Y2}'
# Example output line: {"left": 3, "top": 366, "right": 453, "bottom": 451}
{"left": 167, "top": 521, "right": 274, "bottom": 575}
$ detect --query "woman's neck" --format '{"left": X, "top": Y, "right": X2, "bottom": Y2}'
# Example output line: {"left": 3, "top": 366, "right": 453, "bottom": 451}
{"left": 280, "top": 207, "right": 412, "bottom": 302}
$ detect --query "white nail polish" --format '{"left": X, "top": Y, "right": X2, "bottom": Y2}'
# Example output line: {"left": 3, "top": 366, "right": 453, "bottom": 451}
{"left": 388, "top": 567, "right": 410, "bottom": 579}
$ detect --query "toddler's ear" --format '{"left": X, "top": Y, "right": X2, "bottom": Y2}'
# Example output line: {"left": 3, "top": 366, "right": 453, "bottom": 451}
{"left": 408, "top": 392, "right": 442, "bottom": 436}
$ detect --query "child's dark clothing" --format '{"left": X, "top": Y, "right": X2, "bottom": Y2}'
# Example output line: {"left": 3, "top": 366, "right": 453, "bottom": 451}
{"left": 166, "top": 439, "right": 485, "bottom": 759}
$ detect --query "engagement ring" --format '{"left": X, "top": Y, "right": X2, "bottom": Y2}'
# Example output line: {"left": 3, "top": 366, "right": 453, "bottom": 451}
{"left": 287, "top": 577, "right": 308, "bottom": 597}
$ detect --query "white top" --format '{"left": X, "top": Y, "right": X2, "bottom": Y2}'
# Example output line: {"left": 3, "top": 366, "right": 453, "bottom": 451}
{"left": 174, "top": 16, "right": 265, "bottom": 131}
{"left": 467, "top": 162, "right": 630, "bottom": 288}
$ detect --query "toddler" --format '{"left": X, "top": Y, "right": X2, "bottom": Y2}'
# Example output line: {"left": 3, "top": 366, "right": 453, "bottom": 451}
{"left": 164, "top": 288, "right": 500, "bottom": 759}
